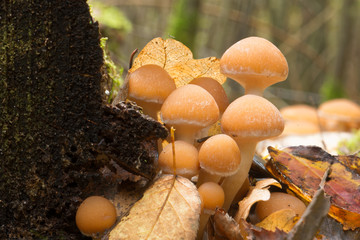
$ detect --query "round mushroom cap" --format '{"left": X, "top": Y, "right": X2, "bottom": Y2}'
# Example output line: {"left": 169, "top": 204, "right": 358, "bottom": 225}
{"left": 76, "top": 196, "right": 117, "bottom": 237}
{"left": 221, "top": 95, "right": 284, "bottom": 143}
{"left": 199, "top": 134, "right": 241, "bottom": 176}
{"left": 158, "top": 140, "right": 199, "bottom": 179}
{"left": 189, "top": 77, "right": 229, "bottom": 114}
{"left": 255, "top": 192, "right": 306, "bottom": 221}
{"left": 280, "top": 104, "right": 318, "bottom": 124}
{"left": 282, "top": 120, "right": 320, "bottom": 136}
{"left": 198, "top": 182, "right": 225, "bottom": 213}
{"left": 128, "top": 64, "right": 176, "bottom": 104}
{"left": 220, "top": 37, "right": 288, "bottom": 93}
{"left": 318, "top": 98, "right": 360, "bottom": 131}
{"left": 160, "top": 84, "right": 220, "bottom": 131}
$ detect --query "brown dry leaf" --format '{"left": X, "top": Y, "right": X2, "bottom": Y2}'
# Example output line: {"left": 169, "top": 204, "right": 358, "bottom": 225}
{"left": 212, "top": 208, "right": 244, "bottom": 240}
{"left": 129, "top": 37, "right": 226, "bottom": 87}
{"left": 108, "top": 174, "right": 201, "bottom": 240}
{"left": 267, "top": 146, "right": 360, "bottom": 230}
{"left": 256, "top": 209, "right": 298, "bottom": 233}
{"left": 234, "top": 178, "right": 282, "bottom": 222}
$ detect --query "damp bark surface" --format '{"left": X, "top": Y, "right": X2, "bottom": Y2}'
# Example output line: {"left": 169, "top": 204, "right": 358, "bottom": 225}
{"left": 0, "top": 1, "right": 167, "bottom": 239}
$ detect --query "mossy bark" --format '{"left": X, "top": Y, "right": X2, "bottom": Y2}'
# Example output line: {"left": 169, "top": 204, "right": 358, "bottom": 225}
{"left": 0, "top": 1, "right": 166, "bottom": 238}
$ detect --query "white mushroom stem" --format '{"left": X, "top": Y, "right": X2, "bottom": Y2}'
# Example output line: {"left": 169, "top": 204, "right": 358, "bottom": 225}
{"left": 221, "top": 141, "right": 257, "bottom": 211}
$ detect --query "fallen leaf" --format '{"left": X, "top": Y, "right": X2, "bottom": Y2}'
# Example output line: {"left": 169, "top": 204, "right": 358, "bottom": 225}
{"left": 267, "top": 146, "right": 360, "bottom": 230}
{"left": 255, "top": 209, "right": 298, "bottom": 233}
{"left": 234, "top": 178, "right": 282, "bottom": 222}
{"left": 287, "top": 168, "right": 330, "bottom": 240}
{"left": 212, "top": 208, "right": 244, "bottom": 240}
{"left": 129, "top": 37, "right": 226, "bottom": 87}
{"left": 108, "top": 174, "right": 201, "bottom": 240}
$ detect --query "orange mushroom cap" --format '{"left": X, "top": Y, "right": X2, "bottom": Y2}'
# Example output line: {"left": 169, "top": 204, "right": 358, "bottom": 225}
{"left": 128, "top": 64, "right": 176, "bottom": 104}
{"left": 220, "top": 37, "right": 288, "bottom": 95}
{"left": 158, "top": 140, "right": 199, "bottom": 179}
{"left": 160, "top": 84, "right": 219, "bottom": 139}
{"left": 280, "top": 104, "right": 319, "bottom": 124}
{"left": 189, "top": 77, "right": 229, "bottom": 114}
{"left": 198, "top": 182, "right": 225, "bottom": 213}
{"left": 221, "top": 94, "right": 285, "bottom": 143}
{"left": 75, "top": 196, "right": 117, "bottom": 237}
{"left": 198, "top": 134, "right": 241, "bottom": 177}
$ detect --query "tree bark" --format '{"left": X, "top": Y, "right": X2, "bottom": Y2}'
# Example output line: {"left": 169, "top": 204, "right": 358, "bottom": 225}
{"left": 0, "top": 1, "right": 166, "bottom": 238}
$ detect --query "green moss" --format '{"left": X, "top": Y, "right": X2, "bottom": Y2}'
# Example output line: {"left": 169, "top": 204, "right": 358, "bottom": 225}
{"left": 337, "top": 129, "right": 360, "bottom": 156}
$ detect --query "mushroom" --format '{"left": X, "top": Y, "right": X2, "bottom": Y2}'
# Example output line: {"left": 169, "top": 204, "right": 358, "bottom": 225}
{"left": 255, "top": 192, "right": 306, "bottom": 221}
{"left": 160, "top": 84, "right": 220, "bottom": 143}
{"left": 128, "top": 64, "right": 176, "bottom": 119}
{"left": 220, "top": 36, "right": 288, "bottom": 96}
{"left": 158, "top": 140, "right": 199, "bottom": 179}
{"left": 189, "top": 77, "right": 229, "bottom": 115}
{"left": 220, "top": 94, "right": 284, "bottom": 210}
{"left": 197, "top": 182, "right": 225, "bottom": 240}
{"left": 196, "top": 134, "right": 241, "bottom": 187}
{"left": 281, "top": 120, "right": 320, "bottom": 136}
{"left": 75, "top": 196, "right": 117, "bottom": 237}
{"left": 280, "top": 104, "right": 319, "bottom": 125}
{"left": 318, "top": 98, "right": 360, "bottom": 131}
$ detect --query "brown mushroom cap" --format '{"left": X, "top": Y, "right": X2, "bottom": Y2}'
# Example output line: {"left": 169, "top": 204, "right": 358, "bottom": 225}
{"left": 158, "top": 140, "right": 199, "bottom": 179}
{"left": 220, "top": 37, "right": 288, "bottom": 95}
{"left": 160, "top": 84, "right": 220, "bottom": 138}
{"left": 198, "top": 134, "right": 241, "bottom": 176}
{"left": 255, "top": 192, "right": 306, "bottom": 221}
{"left": 75, "top": 196, "right": 117, "bottom": 237}
{"left": 280, "top": 104, "right": 319, "bottom": 124}
{"left": 221, "top": 94, "right": 284, "bottom": 143}
{"left": 189, "top": 77, "right": 229, "bottom": 114}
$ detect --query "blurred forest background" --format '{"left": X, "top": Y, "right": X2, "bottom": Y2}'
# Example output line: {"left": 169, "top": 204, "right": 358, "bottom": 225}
{"left": 89, "top": 0, "right": 360, "bottom": 107}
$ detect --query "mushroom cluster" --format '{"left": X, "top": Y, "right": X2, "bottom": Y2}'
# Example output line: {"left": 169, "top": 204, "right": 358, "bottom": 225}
{"left": 124, "top": 36, "right": 289, "bottom": 238}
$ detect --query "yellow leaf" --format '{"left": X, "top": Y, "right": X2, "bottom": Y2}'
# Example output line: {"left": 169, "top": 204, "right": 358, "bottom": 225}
{"left": 235, "top": 178, "right": 282, "bottom": 222}
{"left": 256, "top": 209, "right": 298, "bottom": 233}
{"left": 108, "top": 175, "right": 201, "bottom": 240}
{"left": 129, "top": 37, "right": 226, "bottom": 87}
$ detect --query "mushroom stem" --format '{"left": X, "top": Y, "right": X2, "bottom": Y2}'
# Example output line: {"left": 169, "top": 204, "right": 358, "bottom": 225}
{"left": 244, "top": 87, "right": 264, "bottom": 96}
{"left": 197, "top": 170, "right": 221, "bottom": 187}
{"left": 197, "top": 212, "right": 211, "bottom": 240}
{"left": 221, "top": 141, "right": 257, "bottom": 211}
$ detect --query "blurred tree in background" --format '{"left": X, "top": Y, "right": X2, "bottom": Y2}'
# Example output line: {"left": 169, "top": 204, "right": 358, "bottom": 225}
{"left": 90, "top": 0, "right": 360, "bottom": 106}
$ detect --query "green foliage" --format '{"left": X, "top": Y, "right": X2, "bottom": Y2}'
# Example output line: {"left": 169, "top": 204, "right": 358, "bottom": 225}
{"left": 337, "top": 129, "right": 360, "bottom": 157}
{"left": 100, "top": 37, "right": 123, "bottom": 103}
{"left": 320, "top": 75, "right": 346, "bottom": 102}
{"left": 89, "top": 1, "right": 132, "bottom": 32}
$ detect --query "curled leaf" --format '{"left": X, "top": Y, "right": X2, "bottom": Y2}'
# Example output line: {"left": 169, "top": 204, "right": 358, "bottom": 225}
{"left": 267, "top": 146, "right": 360, "bottom": 230}
{"left": 129, "top": 37, "right": 226, "bottom": 87}
{"left": 256, "top": 209, "right": 298, "bottom": 233}
{"left": 108, "top": 175, "right": 201, "bottom": 239}
{"left": 235, "top": 178, "right": 282, "bottom": 222}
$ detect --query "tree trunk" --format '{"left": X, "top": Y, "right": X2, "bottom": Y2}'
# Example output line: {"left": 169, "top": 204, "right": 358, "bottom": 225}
{"left": 0, "top": 1, "right": 166, "bottom": 238}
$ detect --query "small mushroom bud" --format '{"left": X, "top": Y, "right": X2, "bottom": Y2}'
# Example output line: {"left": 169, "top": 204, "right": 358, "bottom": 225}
{"left": 158, "top": 140, "right": 199, "bottom": 179}
{"left": 255, "top": 192, "right": 306, "bottom": 221}
{"left": 197, "top": 134, "right": 241, "bottom": 187}
{"left": 75, "top": 196, "right": 117, "bottom": 237}
{"left": 197, "top": 182, "right": 225, "bottom": 240}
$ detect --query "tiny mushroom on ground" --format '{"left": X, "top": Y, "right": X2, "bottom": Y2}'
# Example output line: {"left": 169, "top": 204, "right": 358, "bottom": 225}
{"left": 196, "top": 134, "right": 241, "bottom": 187}
{"left": 160, "top": 84, "right": 220, "bottom": 143}
{"left": 197, "top": 182, "right": 225, "bottom": 240}
{"left": 158, "top": 140, "right": 199, "bottom": 179}
{"left": 189, "top": 77, "right": 229, "bottom": 115}
{"left": 280, "top": 104, "right": 319, "bottom": 125}
{"left": 255, "top": 192, "right": 307, "bottom": 221}
{"left": 76, "top": 196, "right": 117, "bottom": 237}
{"left": 220, "top": 36, "right": 288, "bottom": 96}
{"left": 128, "top": 64, "right": 176, "bottom": 119}
{"left": 318, "top": 98, "right": 360, "bottom": 131}
{"left": 220, "top": 94, "right": 284, "bottom": 210}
